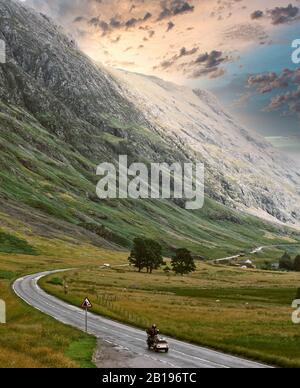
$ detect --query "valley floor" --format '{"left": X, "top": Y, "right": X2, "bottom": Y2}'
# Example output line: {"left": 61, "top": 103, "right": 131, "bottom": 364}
{"left": 0, "top": 237, "right": 125, "bottom": 368}
{"left": 41, "top": 259, "right": 300, "bottom": 368}
{"left": 1, "top": 225, "right": 300, "bottom": 368}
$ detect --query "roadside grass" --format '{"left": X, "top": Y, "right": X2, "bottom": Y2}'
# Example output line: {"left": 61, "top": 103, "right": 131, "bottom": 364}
{"left": 0, "top": 270, "right": 16, "bottom": 280}
{"left": 65, "top": 338, "right": 96, "bottom": 368}
{"left": 0, "top": 235, "right": 127, "bottom": 368}
{"left": 47, "top": 277, "right": 64, "bottom": 286}
{"left": 41, "top": 263, "right": 300, "bottom": 368}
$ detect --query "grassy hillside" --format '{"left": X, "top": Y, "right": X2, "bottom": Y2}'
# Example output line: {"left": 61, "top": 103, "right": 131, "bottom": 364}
{"left": 1, "top": 102, "right": 299, "bottom": 259}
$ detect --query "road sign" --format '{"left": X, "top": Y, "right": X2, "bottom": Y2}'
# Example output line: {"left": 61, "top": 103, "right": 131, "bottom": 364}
{"left": 81, "top": 297, "right": 92, "bottom": 309}
{"left": 81, "top": 297, "right": 92, "bottom": 333}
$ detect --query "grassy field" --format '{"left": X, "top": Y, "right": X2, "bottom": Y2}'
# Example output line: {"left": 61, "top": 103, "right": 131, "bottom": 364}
{"left": 42, "top": 262, "right": 300, "bottom": 368}
{"left": 0, "top": 228, "right": 126, "bottom": 368}
{"left": 1, "top": 209, "right": 300, "bottom": 368}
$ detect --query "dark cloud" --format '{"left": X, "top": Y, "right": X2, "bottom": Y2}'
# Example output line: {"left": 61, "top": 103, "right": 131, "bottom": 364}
{"left": 125, "top": 17, "right": 139, "bottom": 28}
{"left": 155, "top": 45, "right": 198, "bottom": 69}
{"left": 155, "top": 47, "right": 228, "bottom": 79}
{"left": 248, "top": 71, "right": 291, "bottom": 93}
{"left": 267, "top": 4, "right": 299, "bottom": 25}
{"left": 251, "top": 10, "right": 264, "bottom": 20}
{"left": 179, "top": 47, "right": 198, "bottom": 57}
{"left": 173, "top": 1, "right": 194, "bottom": 15}
{"left": 248, "top": 69, "right": 300, "bottom": 92}
{"left": 248, "top": 69, "right": 300, "bottom": 117}
{"left": 73, "top": 16, "right": 85, "bottom": 23}
{"left": 167, "top": 21, "right": 175, "bottom": 31}
{"left": 267, "top": 88, "right": 300, "bottom": 113}
{"left": 88, "top": 16, "right": 101, "bottom": 27}
{"left": 158, "top": 0, "right": 195, "bottom": 20}
{"left": 110, "top": 17, "right": 122, "bottom": 28}
{"left": 143, "top": 12, "right": 152, "bottom": 21}
{"left": 190, "top": 50, "right": 227, "bottom": 78}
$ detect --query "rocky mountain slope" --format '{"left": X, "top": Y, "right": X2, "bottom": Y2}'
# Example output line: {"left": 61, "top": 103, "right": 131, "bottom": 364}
{"left": 112, "top": 69, "right": 300, "bottom": 225}
{"left": 0, "top": 0, "right": 299, "bottom": 258}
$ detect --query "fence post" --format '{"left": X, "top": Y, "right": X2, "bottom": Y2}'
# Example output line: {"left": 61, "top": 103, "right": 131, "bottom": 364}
{"left": 0, "top": 299, "right": 6, "bottom": 324}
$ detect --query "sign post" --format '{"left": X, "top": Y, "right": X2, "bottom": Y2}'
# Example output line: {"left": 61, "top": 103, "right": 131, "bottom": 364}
{"left": 81, "top": 297, "right": 92, "bottom": 333}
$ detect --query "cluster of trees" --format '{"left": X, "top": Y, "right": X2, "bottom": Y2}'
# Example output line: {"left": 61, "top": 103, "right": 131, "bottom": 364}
{"left": 129, "top": 238, "right": 196, "bottom": 276}
{"left": 279, "top": 252, "right": 300, "bottom": 272}
{"left": 129, "top": 238, "right": 163, "bottom": 274}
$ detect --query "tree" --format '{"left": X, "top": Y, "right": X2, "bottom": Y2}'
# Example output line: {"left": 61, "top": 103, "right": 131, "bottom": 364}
{"left": 129, "top": 238, "right": 163, "bottom": 273}
{"left": 144, "top": 239, "right": 163, "bottom": 274}
{"left": 294, "top": 255, "right": 300, "bottom": 272}
{"left": 129, "top": 238, "right": 147, "bottom": 272}
{"left": 279, "top": 252, "right": 293, "bottom": 271}
{"left": 171, "top": 248, "right": 196, "bottom": 276}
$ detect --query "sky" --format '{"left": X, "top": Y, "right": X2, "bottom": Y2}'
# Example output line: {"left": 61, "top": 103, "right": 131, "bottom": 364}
{"left": 21, "top": 0, "right": 300, "bottom": 163}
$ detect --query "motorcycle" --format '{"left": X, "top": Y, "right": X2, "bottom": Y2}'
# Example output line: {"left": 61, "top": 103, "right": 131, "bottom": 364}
{"left": 147, "top": 335, "right": 169, "bottom": 353}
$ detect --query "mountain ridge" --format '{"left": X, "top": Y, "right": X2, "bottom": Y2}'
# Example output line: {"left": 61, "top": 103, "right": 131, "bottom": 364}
{"left": 0, "top": 0, "right": 299, "bottom": 258}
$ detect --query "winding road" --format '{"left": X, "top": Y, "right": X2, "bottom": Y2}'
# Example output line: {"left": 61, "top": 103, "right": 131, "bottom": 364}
{"left": 13, "top": 270, "right": 271, "bottom": 369}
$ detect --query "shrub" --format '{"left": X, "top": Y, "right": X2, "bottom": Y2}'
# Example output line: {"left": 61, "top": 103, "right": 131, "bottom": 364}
{"left": 47, "top": 277, "right": 64, "bottom": 286}
{"left": 294, "top": 255, "right": 300, "bottom": 272}
{"left": 279, "top": 252, "right": 293, "bottom": 271}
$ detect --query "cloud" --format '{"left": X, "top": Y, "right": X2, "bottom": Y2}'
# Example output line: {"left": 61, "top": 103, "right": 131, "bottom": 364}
{"left": 248, "top": 69, "right": 300, "bottom": 92}
{"left": 125, "top": 17, "right": 139, "bottom": 28}
{"left": 248, "top": 69, "right": 300, "bottom": 117}
{"left": 267, "top": 87, "right": 300, "bottom": 116}
{"left": 224, "top": 23, "right": 268, "bottom": 43}
{"left": 248, "top": 71, "right": 290, "bottom": 93}
{"left": 143, "top": 12, "right": 152, "bottom": 21}
{"left": 158, "top": 0, "right": 195, "bottom": 20}
{"left": 156, "top": 47, "right": 228, "bottom": 79}
{"left": 167, "top": 21, "right": 175, "bottom": 31}
{"left": 250, "top": 10, "right": 264, "bottom": 20}
{"left": 73, "top": 16, "right": 85, "bottom": 23}
{"left": 110, "top": 17, "right": 122, "bottom": 28}
{"left": 189, "top": 50, "right": 228, "bottom": 78}
{"left": 155, "top": 45, "right": 199, "bottom": 69}
{"left": 267, "top": 4, "right": 299, "bottom": 25}
{"left": 24, "top": 0, "right": 297, "bottom": 86}
{"left": 88, "top": 16, "right": 100, "bottom": 27}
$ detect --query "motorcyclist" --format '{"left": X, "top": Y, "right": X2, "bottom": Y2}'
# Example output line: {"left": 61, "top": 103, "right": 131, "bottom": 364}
{"left": 147, "top": 324, "right": 159, "bottom": 347}
{"left": 148, "top": 324, "right": 159, "bottom": 336}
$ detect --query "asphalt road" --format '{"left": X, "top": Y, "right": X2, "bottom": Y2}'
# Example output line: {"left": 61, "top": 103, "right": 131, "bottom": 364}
{"left": 13, "top": 270, "right": 271, "bottom": 369}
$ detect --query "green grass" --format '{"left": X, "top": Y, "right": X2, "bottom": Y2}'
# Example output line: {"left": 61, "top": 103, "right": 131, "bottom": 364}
{"left": 47, "top": 277, "right": 64, "bottom": 286}
{"left": 41, "top": 263, "right": 300, "bottom": 368}
{"left": 0, "top": 270, "right": 16, "bottom": 280}
{"left": 65, "top": 338, "right": 97, "bottom": 368}
{"left": 0, "top": 231, "right": 36, "bottom": 255}
{"left": 1, "top": 102, "right": 299, "bottom": 260}
{"left": 157, "top": 287, "right": 297, "bottom": 305}
{"left": 0, "top": 234, "right": 127, "bottom": 368}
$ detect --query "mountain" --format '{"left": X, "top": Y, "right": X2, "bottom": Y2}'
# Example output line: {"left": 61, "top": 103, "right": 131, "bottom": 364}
{"left": 112, "top": 69, "right": 300, "bottom": 224}
{"left": 0, "top": 0, "right": 299, "bottom": 258}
